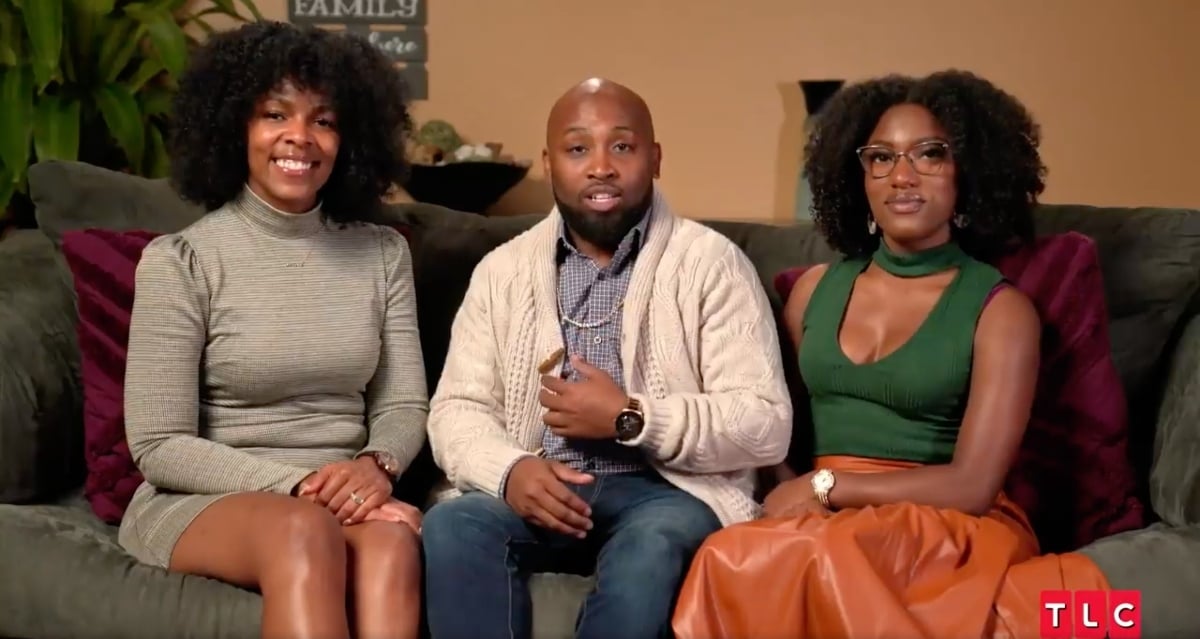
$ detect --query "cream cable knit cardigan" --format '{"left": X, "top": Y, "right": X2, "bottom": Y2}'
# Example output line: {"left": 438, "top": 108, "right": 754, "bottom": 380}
{"left": 426, "top": 190, "right": 792, "bottom": 525}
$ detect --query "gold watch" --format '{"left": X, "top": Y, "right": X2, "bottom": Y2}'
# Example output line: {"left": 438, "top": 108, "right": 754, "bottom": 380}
{"left": 363, "top": 451, "right": 401, "bottom": 478}
{"left": 811, "top": 469, "right": 836, "bottom": 508}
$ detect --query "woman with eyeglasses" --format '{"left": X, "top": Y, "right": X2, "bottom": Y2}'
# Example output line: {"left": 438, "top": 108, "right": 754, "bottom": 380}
{"left": 671, "top": 70, "right": 1112, "bottom": 638}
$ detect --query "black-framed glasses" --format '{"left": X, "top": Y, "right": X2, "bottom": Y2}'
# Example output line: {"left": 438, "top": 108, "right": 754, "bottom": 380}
{"left": 855, "top": 141, "right": 951, "bottom": 179}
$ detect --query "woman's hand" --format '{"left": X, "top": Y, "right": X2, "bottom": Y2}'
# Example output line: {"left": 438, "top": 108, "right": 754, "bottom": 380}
{"left": 296, "top": 456, "right": 393, "bottom": 525}
{"left": 363, "top": 498, "right": 423, "bottom": 535}
{"left": 762, "top": 472, "right": 830, "bottom": 519}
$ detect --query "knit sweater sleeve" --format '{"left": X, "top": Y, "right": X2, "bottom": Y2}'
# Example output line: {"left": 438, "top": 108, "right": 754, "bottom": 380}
{"left": 622, "top": 240, "right": 792, "bottom": 472}
{"left": 427, "top": 257, "right": 533, "bottom": 497}
{"left": 124, "top": 235, "right": 310, "bottom": 495}
{"left": 357, "top": 227, "right": 430, "bottom": 472}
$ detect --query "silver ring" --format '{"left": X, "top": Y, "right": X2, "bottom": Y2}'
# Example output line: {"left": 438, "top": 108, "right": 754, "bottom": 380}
{"left": 350, "top": 492, "right": 365, "bottom": 505}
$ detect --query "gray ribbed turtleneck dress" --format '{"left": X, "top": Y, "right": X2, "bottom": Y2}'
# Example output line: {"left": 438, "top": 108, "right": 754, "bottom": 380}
{"left": 117, "top": 186, "right": 428, "bottom": 568}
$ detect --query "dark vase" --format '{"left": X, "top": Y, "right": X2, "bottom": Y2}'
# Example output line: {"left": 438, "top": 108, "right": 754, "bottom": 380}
{"left": 796, "top": 80, "right": 845, "bottom": 219}
{"left": 403, "top": 161, "right": 530, "bottom": 214}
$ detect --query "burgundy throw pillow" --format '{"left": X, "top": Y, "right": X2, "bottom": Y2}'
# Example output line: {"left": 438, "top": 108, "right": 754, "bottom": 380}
{"left": 61, "top": 229, "right": 162, "bottom": 524}
{"left": 773, "top": 233, "right": 1146, "bottom": 552}
{"left": 774, "top": 266, "right": 812, "bottom": 303}
{"left": 993, "top": 232, "right": 1146, "bottom": 552}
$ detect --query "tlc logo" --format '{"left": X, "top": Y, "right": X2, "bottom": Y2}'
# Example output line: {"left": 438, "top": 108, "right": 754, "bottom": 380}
{"left": 1040, "top": 590, "right": 1142, "bottom": 638}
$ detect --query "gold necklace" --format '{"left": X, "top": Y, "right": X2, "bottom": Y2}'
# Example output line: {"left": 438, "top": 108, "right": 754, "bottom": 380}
{"left": 284, "top": 244, "right": 317, "bottom": 268}
{"left": 282, "top": 227, "right": 324, "bottom": 268}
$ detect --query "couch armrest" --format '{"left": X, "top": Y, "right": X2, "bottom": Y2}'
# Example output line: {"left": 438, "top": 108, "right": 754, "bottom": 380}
{"left": 1079, "top": 522, "right": 1200, "bottom": 639}
{"left": 1148, "top": 313, "right": 1200, "bottom": 526}
{"left": 0, "top": 230, "right": 84, "bottom": 503}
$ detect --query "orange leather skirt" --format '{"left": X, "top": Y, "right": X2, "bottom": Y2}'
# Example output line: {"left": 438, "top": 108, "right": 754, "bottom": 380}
{"left": 672, "top": 456, "right": 1110, "bottom": 639}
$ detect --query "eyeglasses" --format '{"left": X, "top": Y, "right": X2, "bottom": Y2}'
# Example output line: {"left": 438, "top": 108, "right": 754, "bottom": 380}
{"left": 855, "top": 141, "right": 951, "bottom": 179}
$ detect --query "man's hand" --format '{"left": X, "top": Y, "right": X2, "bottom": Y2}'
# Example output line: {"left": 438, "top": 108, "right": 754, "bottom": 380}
{"left": 540, "top": 355, "right": 628, "bottom": 440}
{"left": 296, "top": 456, "right": 393, "bottom": 525}
{"left": 762, "top": 472, "right": 830, "bottom": 519}
{"left": 504, "top": 456, "right": 595, "bottom": 538}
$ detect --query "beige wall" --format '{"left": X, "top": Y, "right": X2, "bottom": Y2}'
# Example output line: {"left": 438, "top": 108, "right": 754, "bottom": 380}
{"left": 250, "top": 0, "right": 1200, "bottom": 220}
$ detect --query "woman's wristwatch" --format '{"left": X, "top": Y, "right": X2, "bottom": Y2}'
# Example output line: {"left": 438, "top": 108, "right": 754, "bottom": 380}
{"left": 811, "top": 469, "right": 836, "bottom": 508}
{"left": 360, "top": 451, "right": 401, "bottom": 479}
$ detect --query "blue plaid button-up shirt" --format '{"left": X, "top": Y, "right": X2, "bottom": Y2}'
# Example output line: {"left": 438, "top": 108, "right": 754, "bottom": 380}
{"left": 541, "top": 213, "right": 651, "bottom": 475}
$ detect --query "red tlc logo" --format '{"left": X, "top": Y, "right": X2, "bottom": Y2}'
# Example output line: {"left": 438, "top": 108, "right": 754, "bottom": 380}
{"left": 1040, "top": 590, "right": 1141, "bottom": 638}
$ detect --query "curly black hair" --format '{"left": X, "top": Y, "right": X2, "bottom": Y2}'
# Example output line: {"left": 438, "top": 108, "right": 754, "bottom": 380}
{"left": 168, "top": 20, "right": 412, "bottom": 224}
{"left": 802, "top": 69, "right": 1046, "bottom": 260}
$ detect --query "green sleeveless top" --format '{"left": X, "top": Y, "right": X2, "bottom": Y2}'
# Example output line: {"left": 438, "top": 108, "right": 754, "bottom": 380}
{"left": 798, "top": 241, "right": 1004, "bottom": 464}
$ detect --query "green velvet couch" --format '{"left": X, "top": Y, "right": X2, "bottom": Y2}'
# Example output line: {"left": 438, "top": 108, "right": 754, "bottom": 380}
{"left": 2, "top": 160, "right": 1199, "bottom": 638}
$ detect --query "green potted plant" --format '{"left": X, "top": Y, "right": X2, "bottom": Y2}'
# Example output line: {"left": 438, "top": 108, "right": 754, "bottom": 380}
{"left": 0, "top": 0, "right": 262, "bottom": 227}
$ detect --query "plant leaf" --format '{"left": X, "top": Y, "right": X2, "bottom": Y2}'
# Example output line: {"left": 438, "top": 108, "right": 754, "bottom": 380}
{"left": 0, "top": 65, "right": 34, "bottom": 178}
{"left": 19, "top": 0, "right": 64, "bottom": 91}
{"left": 238, "top": 0, "right": 264, "bottom": 21}
{"left": 89, "top": 0, "right": 118, "bottom": 14}
{"left": 93, "top": 82, "right": 144, "bottom": 170}
{"left": 96, "top": 17, "right": 143, "bottom": 83}
{"left": 124, "top": 57, "right": 163, "bottom": 92}
{"left": 63, "top": 0, "right": 111, "bottom": 85}
{"left": 189, "top": 16, "right": 215, "bottom": 36}
{"left": 124, "top": 2, "right": 186, "bottom": 78}
{"left": 0, "top": 165, "right": 17, "bottom": 214}
{"left": 33, "top": 92, "right": 81, "bottom": 161}
{"left": 0, "top": 5, "right": 20, "bottom": 66}
{"left": 210, "top": 0, "right": 236, "bottom": 14}
{"left": 138, "top": 84, "right": 172, "bottom": 117}
{"left": 143, "top": 121, "right": 169, "bottom": 177}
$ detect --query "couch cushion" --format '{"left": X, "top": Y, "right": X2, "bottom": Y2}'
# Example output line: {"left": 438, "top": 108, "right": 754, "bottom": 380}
{"left": 0, "top": 231, "right": 85, "bottom": 504}
{"left": 0, "top": 496, "right": 594, "bottom": 639}
{"left": 1028, "top": 204, "right": 1200, "bottom": 485}
{"left": 0, "top": 498, "right": 260, "bottom": 639}
{"left": 60, "top": 230, "right": 160, "bottom": 523}
{"left": 30, "top": 162, "right": 205, "bottom": 243}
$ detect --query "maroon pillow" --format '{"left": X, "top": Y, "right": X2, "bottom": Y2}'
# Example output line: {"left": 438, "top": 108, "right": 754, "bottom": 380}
{"left": 61, "top": 229, "right": 161, "bottom": 524}
{"left": 773, "top": 233, "right": 1146, "bottom": 552}
{"left": 60, "top": 222, "right": 416, "bottom": 524}
{"left": 993, "top": 233, "right": 1146, "bottom": 551}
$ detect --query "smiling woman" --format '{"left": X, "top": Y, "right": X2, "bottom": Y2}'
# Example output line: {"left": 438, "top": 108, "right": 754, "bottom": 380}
{"left": 117, "top": 20, "right": 428, "bottom": 639}
{"left": 168, "top": 20, "right": 412, "bottom": 223}
{"left": 245, "top": 79, "right": 340, "bottom": 213}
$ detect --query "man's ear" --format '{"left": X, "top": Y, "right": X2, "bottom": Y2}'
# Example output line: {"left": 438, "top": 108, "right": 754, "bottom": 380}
{"left": 652, "top": 142, "right": 662, "bottom": 179}
{"left": 542, "top": 148, "right": 551, "bottom": 178}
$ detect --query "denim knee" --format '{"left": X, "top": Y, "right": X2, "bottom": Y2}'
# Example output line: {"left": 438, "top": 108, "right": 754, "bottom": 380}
{"left": 421, "top": 492, "right": 523, "bottom": 560}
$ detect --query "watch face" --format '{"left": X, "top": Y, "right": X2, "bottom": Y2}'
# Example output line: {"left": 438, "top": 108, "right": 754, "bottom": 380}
{"left": 813, "top": 471, "right": 834, "bottom": 491}
{"left": 615, "top": 410, "right": 644, "bottom": 439}
{"left": 375, "top": 453, "right": 399, "bottom": 474}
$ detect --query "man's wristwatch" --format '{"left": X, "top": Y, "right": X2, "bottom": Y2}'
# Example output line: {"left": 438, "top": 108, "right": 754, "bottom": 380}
{"left": 614, "top": 397, "right": 645, "bottom": 442}
{"left": 811, "top": 468, "right": 836, "bottom": 508}
{"left": 361, "top": 451, "right": 401, "bottom": 479}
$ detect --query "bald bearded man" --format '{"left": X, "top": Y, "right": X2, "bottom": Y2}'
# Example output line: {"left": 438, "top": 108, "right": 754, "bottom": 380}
{"left": 420, "top": 78, "right": 792, "bottom": 639}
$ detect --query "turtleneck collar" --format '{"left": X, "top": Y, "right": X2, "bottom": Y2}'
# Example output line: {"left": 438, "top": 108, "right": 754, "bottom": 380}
{"left": 872, "top": 239, "right": 969, "bottom": 278}
{"left": 231, "top": 185, "right": 325, "bottom": 239}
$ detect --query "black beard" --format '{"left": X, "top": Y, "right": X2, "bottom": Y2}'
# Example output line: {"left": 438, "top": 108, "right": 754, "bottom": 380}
{"left": 555, "top": 189, "right": 653, "bottom": 252}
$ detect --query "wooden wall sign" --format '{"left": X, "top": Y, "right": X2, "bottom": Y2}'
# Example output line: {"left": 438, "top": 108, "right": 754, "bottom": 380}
{"left": 287, "top": 0, "right": 429, "bottom": 99}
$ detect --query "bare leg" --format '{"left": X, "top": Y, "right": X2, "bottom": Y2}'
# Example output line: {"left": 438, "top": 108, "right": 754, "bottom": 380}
{"left": 170, "top": 493, "right": 350, "bottom": 639}
{"left": 342, "top": 521, "right": 422, "bottom": 639}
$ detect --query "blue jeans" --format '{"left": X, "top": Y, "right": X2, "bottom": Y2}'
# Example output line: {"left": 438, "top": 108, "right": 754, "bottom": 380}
{"left": 421, "top": 470, "right": 722, "bottom": 639}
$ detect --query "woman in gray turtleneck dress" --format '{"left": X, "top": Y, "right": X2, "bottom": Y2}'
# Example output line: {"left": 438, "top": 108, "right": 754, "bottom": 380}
{"left": 118, "top": 22, "right": 426, "bottom": 639}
